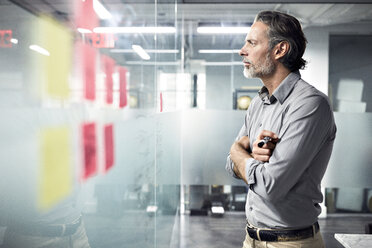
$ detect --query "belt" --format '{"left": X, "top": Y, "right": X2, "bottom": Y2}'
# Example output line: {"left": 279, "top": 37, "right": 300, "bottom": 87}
{"left": 246, "top": 222, "right": 319, "bottom": 242}
{"left": 7, "top": 216, "right": 82, "bottom": 237}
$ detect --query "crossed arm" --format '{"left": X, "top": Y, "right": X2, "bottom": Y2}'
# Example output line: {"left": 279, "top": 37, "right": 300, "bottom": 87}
{"left": 230, "top": 130, "right": 278, "bottom": 184}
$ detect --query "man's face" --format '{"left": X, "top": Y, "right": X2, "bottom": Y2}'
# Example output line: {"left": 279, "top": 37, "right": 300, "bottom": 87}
{"left": 239, "top": 21, "right": 275, "bottom": 79}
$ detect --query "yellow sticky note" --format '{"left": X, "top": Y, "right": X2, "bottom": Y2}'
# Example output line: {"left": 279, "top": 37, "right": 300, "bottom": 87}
{"left": 34, "top": 16, "right": 72, "bottom": 99}
{"left": 39, "top": 126, "right": 72, "bottom": 210}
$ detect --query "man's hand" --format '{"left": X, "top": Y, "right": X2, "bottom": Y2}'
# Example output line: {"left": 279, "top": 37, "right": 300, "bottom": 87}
{"left": 230, "top": 136, "right": 252, "bottom": 184}
{"left": 251, "top": 130, "right": 279, "bottom": 162}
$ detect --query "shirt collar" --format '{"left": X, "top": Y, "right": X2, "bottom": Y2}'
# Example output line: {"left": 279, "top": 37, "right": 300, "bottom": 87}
{"left": 258, "top": 87, "right": 275, "bottom": 104}
{"left": 258, "top": 71, "right": 301, "bottom": 105}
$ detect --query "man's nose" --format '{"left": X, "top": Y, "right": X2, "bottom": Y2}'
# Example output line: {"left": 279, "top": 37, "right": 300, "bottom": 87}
{"left": 239, "top": 45, "right": 247, "bottom": 57}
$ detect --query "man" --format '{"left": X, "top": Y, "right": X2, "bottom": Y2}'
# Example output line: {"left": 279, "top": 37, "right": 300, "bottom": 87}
{"left": 226, "top": 11, "right": 336, "bottom": 248}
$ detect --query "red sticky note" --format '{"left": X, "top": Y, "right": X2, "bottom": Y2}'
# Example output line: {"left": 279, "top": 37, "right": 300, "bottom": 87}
{"left": 104, "top": 124, "right": 114, "bottom": 172}
{"left": 102, "top": 55, "right": 115, "bottom": 104}
{"left": 75, "top": 0, "right": 98, "bottom": 101}
{"left": 0, "top": 30, "right": 12, "bottom": 48}
{"left": 119, "top": 67, "right": 128, "bottom": 108}
{"left": 83, "top": 43, "right": 96, "bottom": 101}
{"left": 75, "top": 0, "right": 97, "bottom": 31}
{"left": 82, "top": 122, "right": 97, "bottom": 180}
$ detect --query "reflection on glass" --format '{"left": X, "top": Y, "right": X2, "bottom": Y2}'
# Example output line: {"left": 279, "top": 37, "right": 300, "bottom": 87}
{"left": 1, "top": 1, "right": 372, "bottom": 247}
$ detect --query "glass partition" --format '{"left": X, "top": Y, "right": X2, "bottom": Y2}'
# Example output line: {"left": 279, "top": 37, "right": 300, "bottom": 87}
{"left": 0, "top": 0, "right": 179, "bottom": 247}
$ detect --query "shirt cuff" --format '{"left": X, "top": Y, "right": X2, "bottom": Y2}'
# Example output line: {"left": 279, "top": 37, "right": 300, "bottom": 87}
{"left": 245, "top": 158, "right": 261, "bottom": 185}
{"left": 226, "top": 155, "right": 240, "bottom": 179}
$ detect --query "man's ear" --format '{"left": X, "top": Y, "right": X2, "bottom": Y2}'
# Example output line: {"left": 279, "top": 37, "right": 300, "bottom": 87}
{"left": 273, "top": 41, "right": 289, "bottom": 60}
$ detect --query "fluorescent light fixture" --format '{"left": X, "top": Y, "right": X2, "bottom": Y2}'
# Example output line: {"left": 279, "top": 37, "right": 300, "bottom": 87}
{"left": 10, "top": 38, "right": 18, "bottom": 44}
{"left": 77, "top": 28, "right": 92, "bottom": 34}
{"left": 197, "top": 26, "right": 250, "bottom": 34}
{"left": 199, "top": 49, "right": 240, "bottom": 54}
{"left": 93, "top": 0, "right": 112, "bottom": 20}
{"left": 201, "top": 61, "right": 242, "bottom": 66}
{"left": 110, "top": 49, "right": 179, "bottom": 54}
{"left": 145, "top": 49, "right": 179, "bottom": 53}
{"left": 110, "top": 49, "right": 134, "bottom": 53}
{"left": 126, "top": 61, "right": 180, "bottom": 66}
{"left": 29, "top": 45, "right": 50, "bottom": 56}
{"left": 93, "top": 26, "right": 176, "bottom": 34}
{"left": 132, "top": 45, "right": 150, "bottom": 60}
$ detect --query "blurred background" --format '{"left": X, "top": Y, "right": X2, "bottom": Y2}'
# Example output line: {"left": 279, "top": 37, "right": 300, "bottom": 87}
{"left": 0, "top": 0, "right": 372, "bottom": 247}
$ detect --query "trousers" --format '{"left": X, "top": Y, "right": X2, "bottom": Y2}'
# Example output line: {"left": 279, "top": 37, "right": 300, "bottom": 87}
{"left": 2, "top": 221, "right": 91, "bottom": 248}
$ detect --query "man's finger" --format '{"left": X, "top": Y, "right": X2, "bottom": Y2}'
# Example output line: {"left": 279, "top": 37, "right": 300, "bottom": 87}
{"left": 263, "top": 142, "right": 276, "bottom": 150}
{"left": 256, "top": 149, "right": 272, "bottom": 156}
{"left": 252, "top": 146, "right": 272, "bottom": 156}
{"left": 257, "top": 130, "right": 278, "bottom": 140}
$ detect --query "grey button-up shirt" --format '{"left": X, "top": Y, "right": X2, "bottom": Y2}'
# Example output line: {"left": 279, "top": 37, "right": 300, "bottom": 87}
{"left": 226, "top": 71, "right": 337, "bottom": 229}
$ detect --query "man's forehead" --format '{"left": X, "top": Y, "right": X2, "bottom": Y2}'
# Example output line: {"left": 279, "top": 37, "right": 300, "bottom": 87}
{"left": 245, "top": 21, "right": 268, "bottom": 40}
{"left": 244, "top": 33, "right": 249, "bottom": 40}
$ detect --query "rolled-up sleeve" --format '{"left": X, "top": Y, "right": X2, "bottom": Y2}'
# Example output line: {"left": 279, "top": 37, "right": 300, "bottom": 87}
{"left": 226, "top": 113, "right": 250, "bottom": 179}
{"left": 249, "top": 95, "right": 336, "bottom": 202}
{"left": 245, "top": 158, "right": 261, "bottom": 185}
{"left": 225, "top": 154, "right": 240, "bottom": 179}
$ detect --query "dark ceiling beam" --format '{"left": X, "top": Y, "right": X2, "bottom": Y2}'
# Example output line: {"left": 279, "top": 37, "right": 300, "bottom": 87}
{"left": 9, "top": 0, "right": 69, "bottom": 22}
{"left": 8, "top": 0, "right": 40, "bottom": 17}
{"left": 182, "top": 0, "right": 372, "bottom": 3}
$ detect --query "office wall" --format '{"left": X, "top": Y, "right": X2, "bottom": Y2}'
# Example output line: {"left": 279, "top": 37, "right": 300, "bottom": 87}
{"left": 205, "top": 66, "right": 231, "bottom": 110}
{"left": 329, "top": 35, "right": 372, "bottom": 112}
{"left": 302, "top": 27, "right": 330, "bottom": 95}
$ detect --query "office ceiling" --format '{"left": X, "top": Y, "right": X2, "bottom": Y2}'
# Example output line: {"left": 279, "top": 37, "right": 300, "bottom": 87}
{"left": 2, "top": 0, "right": 372, "bottom": 65}
{"left": 4, "top": 0, "right": 372, "bottom": 27}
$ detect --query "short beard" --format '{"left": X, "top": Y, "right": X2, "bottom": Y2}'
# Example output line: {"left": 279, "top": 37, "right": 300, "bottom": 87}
{"left": 243, "top": 52, "right": 275, "bottom": 79}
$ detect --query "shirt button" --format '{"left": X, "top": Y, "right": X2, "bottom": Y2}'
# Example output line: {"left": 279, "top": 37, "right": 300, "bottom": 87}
{"left": 249, "top": 207, "right": 253, "bottom": 211}
{"left": 259, "top": 123, "right": 262, "bottom": 127}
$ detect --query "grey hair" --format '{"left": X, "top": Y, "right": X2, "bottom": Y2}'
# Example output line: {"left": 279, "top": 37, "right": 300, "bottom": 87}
{"left": 255, "top": 11, "right": 308, "bottom": 71}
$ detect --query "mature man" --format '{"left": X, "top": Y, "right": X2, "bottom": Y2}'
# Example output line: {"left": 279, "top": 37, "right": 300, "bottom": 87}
{"left": 226, "top": 11, "right": 336, "bottom": 248}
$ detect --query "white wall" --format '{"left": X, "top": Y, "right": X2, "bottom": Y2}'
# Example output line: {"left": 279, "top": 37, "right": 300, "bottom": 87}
{"left": 302, "top": 27, "right": 330, "bottom": 96}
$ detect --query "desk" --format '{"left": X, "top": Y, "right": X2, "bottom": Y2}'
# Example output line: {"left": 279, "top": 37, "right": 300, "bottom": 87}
{"left": 334, "top": 234, "right": 372, "bottom": 248}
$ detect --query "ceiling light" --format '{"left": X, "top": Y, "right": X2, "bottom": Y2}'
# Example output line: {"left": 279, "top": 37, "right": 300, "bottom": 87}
{"left": 29, "top": 45, "right": 50, "bottom": 56}
{"left": 93, "top": 0, "right": 112, "bottom": 20}
{"left": 93, "top": 27, "right": 176, "bottom": 34}
{"left": 144, "top": 49, "right": 179, "bottom": 53}
{"left": 126, "top": 61, "right": 180, "bottom": 66}
{"left": 199, "top": 49, "right": 240, "bottom": 54}
{"left": 77, "top": 28, "right": 92, "bottom": 34}
{"left": 132, "top": 45, "right": 150, "bottom": 60}
{"left": 197, "top": 27, "right": 250, "bottom": 34}
{"left": 110, "top": 49, "right": 179, "bottom": 54}
{"left": 201, "top": 61, "right": 242, "bottom": 66}
{"left": 10, "top": 38, "right": 18, "bottom": 44}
